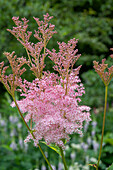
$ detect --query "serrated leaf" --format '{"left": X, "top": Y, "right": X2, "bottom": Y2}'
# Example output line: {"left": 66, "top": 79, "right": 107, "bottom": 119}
{"left": 40, "top": 141, "right": 61, "bottom": 156}
{"left": 107, "top": 163, "right": 113, "bottom": 170}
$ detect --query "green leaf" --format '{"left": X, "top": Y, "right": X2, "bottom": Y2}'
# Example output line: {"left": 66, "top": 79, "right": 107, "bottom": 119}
{"left": 104, "top": 138, "right": 113, "bottom": 145}
{"left": 107, "top": 163, "right": 113, "bottom": 170}
{"left": 0, "top": 144, "right": 13, "bottom": 151}
{"left": 40, "top": 141, "right": 61, "bottom": 156}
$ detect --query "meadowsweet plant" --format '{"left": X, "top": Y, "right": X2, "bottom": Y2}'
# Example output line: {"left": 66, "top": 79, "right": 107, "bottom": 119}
{"left": 0, "top": 13, "right": 91, "bottom": 170}
{"left": 89, "top": 48, "right": 113, "bottom": 170}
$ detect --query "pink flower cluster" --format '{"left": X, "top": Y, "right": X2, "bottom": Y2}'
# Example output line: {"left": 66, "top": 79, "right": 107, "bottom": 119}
{"left": 0, "top": 13, "right": 91, "bottom": 148}
{"left": 12, "top": 71, "right": 90, "bottom": 148}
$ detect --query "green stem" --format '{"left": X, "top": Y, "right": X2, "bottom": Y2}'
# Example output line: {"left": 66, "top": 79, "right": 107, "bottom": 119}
{"left": 38, "top": 145, "right": 53, "bottom": 170}
{"left": 96, "top": 85, "right": 108, "bottom": 170}
{"left": 40, "top": 38, "right": 46, "bottom": 79}
{"left": 25, "top": 48, "right": 33, "bottom": 65}
{"left": 13, "top": 97, "right": 53, "bottom": 170}
{"left": 13, "top": 98, "right": 31, "bottom": 131}
{"left": 60, "top": 147, "right": 68, "bottom": 170}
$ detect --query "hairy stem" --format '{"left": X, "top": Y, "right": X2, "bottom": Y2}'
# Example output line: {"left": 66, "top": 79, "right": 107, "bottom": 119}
{"left": 96, "top": 85, "right": 108, "bottom": 170}
{"left": 60, "top": 147, "right": 68, "bottom": 170}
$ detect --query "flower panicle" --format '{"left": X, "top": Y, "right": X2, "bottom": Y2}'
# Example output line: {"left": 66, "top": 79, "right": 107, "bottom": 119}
{"left": 33, "top": 13, "right": 57, "bottom": 43}
{"left": 93, "top": 49, "right": 113, "bottom": 86}
{"left": 7, "top": 13, "right": 57, "bottom": 79}
{"left": 47, "top": 38, "right": 81, "bottom": 78}
{"left": 7, "top": 16, "right": 31, "bottom": 42}
{"left": 0, "top": 51, "right": 27, "bottom": 95}
{"left": 47, "top": 38, "right": 81, "bottom": 95}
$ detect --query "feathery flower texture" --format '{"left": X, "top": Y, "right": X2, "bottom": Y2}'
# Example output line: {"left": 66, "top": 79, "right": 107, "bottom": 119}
{"left": 0, "top": 13, "right": 91, "bottom": 148}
